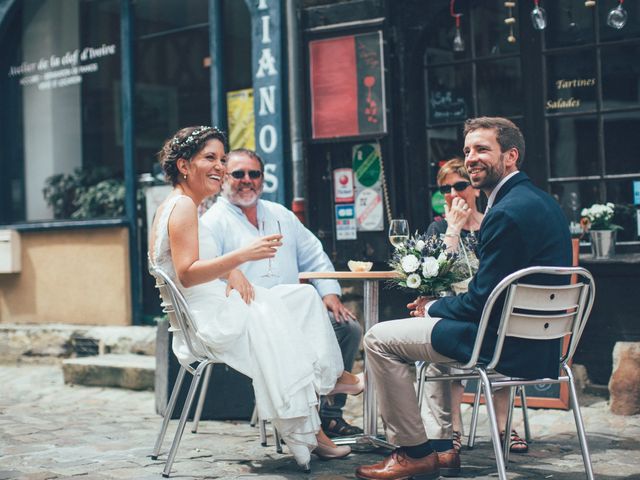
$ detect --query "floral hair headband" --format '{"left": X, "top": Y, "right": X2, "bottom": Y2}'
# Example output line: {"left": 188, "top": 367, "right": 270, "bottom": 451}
{"left": 170, "top": 126, "right": 222, "bottom": 149}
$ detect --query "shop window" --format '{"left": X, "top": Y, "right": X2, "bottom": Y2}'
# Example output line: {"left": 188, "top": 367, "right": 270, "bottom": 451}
{"left": 550, "top": 180, "right": 601, "bottom": 224}
{"left": 426, "top": 64, "right": 472, "bottom": 125}
{"left": 544, "top": 0, "right": 595, "bottom": 49}
{"left": 546, "top": 51, "right": 597, "bottom": 114}
{"left": 423, "top": 1, "right": 470, "bottom": 65}
{"left": 134, "top": 0, "right": 211, "bottom": 177}
{"left": 476, "top": 58, "right": 522, "bottom": 117}
{"left": 472, "top": 0, "right": 520, "bottom": 57}
{"left": 0, "top": 0, "right": 122, "bottom": 224}
{"left": 604, "top": 111, "right": 640, "bottom": 175}
{"left": 601, "top": 43, "right": 640, "bottom": 110}
{"left": 548, "top": 115, "right": 599, "bottom": 178}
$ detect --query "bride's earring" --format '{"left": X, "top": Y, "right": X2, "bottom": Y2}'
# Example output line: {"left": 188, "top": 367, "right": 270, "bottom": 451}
{"left": 183, "top": 174, "right": 187, "bottom": 180}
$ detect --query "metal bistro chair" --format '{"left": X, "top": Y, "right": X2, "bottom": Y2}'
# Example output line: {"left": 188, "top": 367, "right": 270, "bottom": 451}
{"left": 149, "top": 266, "right": 281, "bottom": 478}
{"left": 416, "top": 266, "right": 595, "bottom": 480}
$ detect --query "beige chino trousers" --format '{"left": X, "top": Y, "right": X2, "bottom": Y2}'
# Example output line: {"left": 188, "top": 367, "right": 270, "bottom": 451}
{"left": 363, "top": 314, "right": 455, "bottom": 447}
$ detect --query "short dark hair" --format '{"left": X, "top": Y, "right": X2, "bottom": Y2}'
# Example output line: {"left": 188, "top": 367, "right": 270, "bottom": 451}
{"left": 463, "top": 117, "right": 525, "bottom": 167}
{"left": 158, "top": 126, "right": 228, "bottom": 185}
{"left": 228, "top": 148, "right": 265, "bottom": 172}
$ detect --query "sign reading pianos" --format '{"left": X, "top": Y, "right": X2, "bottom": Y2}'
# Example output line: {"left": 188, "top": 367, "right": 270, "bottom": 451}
{"left": 247, "top": 0, "right": 285, "bottom": 204}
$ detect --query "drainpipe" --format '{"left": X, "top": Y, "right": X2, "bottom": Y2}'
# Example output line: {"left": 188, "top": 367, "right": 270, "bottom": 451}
{"left": 286, "top": 0, "right": 305, "bottom": 222}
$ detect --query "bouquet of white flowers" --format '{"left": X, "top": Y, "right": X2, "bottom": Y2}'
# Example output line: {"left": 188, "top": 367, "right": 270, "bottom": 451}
{"left": 388, "top": 233, "right": 477, "bottom": 297}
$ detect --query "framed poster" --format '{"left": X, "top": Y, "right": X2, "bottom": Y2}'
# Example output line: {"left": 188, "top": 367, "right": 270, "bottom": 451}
{"left": 309, "top": 31, "right": 386, "bottom": 140}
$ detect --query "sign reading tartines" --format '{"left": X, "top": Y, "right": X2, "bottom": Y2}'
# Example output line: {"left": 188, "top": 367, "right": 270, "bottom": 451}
{"left": 249, "top": 0, "right": 284, "bottom": 205}
{"left": 309, "top": 31, "right": 387, "bottom": 139}
{"left": 546, "top": 77, "right": 596, "bottom": 111}
{"left": 7, "top": 44, "right": 117, "bottom": 91}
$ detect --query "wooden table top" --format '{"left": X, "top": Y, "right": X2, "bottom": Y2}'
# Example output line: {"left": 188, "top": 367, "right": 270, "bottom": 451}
{"left": 299, "top": 271, "right": 400, "bottom": 280}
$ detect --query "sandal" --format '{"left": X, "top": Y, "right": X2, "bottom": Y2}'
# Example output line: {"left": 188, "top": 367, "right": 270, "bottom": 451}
{"left": 500, "top": 429, "right": 529, "bottom": 454}
{"left": 452, "top": 430, "right": 462, "bottom": 453}
{"left": 321, "top": 417, "right": 364, "bottom": 438}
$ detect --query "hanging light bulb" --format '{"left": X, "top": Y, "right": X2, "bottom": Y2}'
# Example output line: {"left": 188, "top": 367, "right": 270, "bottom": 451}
{"left": 453, "top": 17, "right": 465, "bottom": 51}
{"left": 607, "top": 0, "right": 628, "bottom": 29}
{"left": 450, "top": 0, "right": 465, "bottom": 52}
{"left": 531, "top": 0, "right": 548, "bottom": 30}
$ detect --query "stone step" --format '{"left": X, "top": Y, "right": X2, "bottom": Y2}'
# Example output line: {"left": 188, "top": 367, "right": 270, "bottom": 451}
{"left": 62, "top": 353, "right": 155, "bottom": 391}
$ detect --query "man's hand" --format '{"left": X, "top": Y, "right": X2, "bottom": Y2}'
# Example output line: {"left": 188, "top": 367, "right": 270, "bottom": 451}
{"left": 407, "top": 296, "right": 435, "bottom": 317}
{"left": 323, "top": 294, "right": 357, "bottom": 323}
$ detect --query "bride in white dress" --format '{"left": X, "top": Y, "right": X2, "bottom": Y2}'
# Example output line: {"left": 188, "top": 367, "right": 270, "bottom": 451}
{"left": 148, "top": 126, "right": 363, "bottom": 470}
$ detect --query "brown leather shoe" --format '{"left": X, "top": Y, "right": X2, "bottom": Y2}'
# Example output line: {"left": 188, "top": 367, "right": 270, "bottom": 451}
{"left": 437, "top": 449, "right": 461, "bottom": 477}
{"left": 355, "top": 449, "right": 440, "bottom": 480}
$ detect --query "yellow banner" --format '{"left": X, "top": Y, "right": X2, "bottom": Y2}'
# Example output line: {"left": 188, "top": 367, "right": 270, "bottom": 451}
{"left": 226, "top": 88, "right": 255, "bottom": 150}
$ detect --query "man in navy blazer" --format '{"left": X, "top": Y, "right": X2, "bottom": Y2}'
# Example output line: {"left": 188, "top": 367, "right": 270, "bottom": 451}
{"left": 356, "top": 117, "right": 572, "bottom": 480}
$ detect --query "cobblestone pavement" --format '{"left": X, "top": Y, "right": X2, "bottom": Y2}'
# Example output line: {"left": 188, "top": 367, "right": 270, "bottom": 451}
{"left": 1, "top": 364, "right": 639, "bottom": 479}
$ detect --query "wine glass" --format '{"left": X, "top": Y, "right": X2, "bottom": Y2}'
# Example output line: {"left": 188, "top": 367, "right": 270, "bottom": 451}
{"left": 388, "top": 219, "right": 409, "bottom": 248}
{"left": 260, "top": 220, "right": 281, "bottom": 277}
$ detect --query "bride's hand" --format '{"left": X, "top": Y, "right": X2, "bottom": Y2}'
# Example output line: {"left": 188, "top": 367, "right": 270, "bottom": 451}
{"left": 241, "top": 234, "right": 283, "bottom": 262}
{"left": 226, "top": 269, "right": 255, "bottom": 304}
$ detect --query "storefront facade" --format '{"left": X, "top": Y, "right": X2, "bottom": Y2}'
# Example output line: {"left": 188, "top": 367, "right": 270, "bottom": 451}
{"left": 1, "top": 1, "right": 639, "bottom": 379}
{"left": 0, "top": 0, "right": 291, "bottom": 325}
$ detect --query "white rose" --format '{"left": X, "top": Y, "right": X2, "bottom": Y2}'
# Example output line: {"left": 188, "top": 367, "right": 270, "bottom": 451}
{"left": 422, "top": 256, "right": 439, "bottom": 278}
{"left": 415, "top": 240, "right": 425, "bottom": 251}
{"left": 401, "top": 254, "right": 420, "bottom": 273}
{"left": 406, "top": 273, "right": 421, "bottom": 289}
{"left": 437, "top": 252, "right": 447, "bottom": 264}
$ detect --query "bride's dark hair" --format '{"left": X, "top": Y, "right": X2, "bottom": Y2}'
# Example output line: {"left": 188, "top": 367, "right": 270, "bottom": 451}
{"left": 158, "top": 126, "right": 228, "bottom": 185}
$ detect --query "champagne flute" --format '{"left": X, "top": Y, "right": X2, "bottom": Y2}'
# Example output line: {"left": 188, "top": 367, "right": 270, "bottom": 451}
{"left": 260, "top": 220, "right": 281, "bottom": 277}
{"left": 389, "top": 219, "right": 409, "bottom": 248}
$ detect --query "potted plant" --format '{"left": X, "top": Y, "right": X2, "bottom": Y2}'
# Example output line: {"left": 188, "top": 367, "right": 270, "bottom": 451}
{"left": 580, "top": 202, "right": 622, "bottom": 258}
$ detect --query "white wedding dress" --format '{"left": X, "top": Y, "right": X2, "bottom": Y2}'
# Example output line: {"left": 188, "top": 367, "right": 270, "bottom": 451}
{"left": 149, "top": 194, "right": 344, "bottom": 466}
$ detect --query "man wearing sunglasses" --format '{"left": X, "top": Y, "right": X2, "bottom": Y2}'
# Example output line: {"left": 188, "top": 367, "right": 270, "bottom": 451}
{"left": 201, "top": 148, "right": 364, "bottom": 439}
{"left": 356, "top": 117, "right": 572, "bottom": 480}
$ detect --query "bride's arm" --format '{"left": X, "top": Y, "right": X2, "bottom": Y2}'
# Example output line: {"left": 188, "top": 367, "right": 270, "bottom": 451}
{"left": 169, "top": 198, "right": 280, "bottom": 288}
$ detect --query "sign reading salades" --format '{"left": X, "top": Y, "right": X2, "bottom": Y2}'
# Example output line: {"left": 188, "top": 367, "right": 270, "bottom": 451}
{"left": 309, "top": 31, "right": 387, "bottom": 140}
{"left": 247, "top": 0, "right": 285, "bottom": 204}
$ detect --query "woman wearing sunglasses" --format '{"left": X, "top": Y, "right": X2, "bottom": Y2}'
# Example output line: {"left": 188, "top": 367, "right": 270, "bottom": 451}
{"left": 420, "top": 158, "right": 529, "bottom": 456}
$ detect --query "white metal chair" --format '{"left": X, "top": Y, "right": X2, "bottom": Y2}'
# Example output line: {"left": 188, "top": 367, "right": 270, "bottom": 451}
{"left": 415, "top": 266, "right": 595, "bottom": 480}
{"left": 149, "top": 266, "right": 280, "bottom": 477}
{"left": 416, "top": 362, "right": 532, "bottom": 448}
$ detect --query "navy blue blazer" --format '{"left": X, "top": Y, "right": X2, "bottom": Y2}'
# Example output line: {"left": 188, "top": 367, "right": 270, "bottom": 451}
{"left": 429, "top": 171, "right": 572, "bottom": 379}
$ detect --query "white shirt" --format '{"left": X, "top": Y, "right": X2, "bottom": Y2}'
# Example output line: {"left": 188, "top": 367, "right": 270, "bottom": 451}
{"left": 200, "top": 197, "right": 341, "bottom": 298}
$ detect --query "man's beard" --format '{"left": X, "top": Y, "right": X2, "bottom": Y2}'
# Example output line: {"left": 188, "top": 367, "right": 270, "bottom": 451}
{"left": 474, "top": 153, "right": 506, "bottom": 191}
{"left": 223, "top": 184, "right": 262, "bottom": 207}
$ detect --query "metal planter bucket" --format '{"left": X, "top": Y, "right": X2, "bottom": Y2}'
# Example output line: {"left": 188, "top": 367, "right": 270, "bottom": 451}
{"left": 590, "top": 229, "right": 616, "bottom": 258}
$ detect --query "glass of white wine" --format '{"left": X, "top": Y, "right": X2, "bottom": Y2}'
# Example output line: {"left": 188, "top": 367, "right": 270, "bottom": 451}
{"left": 389, "top": 219, "right": 409, "bottom": 248}
{"left": 260, "top": 220, "right": 281, "bottom": 277}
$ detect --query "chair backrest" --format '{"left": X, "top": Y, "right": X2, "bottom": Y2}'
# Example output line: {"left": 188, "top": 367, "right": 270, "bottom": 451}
{"left": 149, "top": 265, "right": 212, "bottom": 363}
{"left": 464, "top": 266, "right": 595, "bottom": 372}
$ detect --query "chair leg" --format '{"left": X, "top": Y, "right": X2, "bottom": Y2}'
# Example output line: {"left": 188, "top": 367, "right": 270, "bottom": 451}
{"left": 162, "top": 361, "right": 210, "bottom": 478}
{"left": 565, "top": 365, "right": 595, "bottom": 480}
{"left": 503, "top": 386, "right": 517, "bottom": 465}
{"left": 260, "top": 419, "right": 268, "bottom": 446}
{"left": 478, "top": 369, "right": 507, "bottom": 480}
{"left": 274, "top": 425, "right": 283, "bottom": 454}
{"left": 467, "top": 379, "right": 482, "bottom": 449}
{"left": 151, "top": 366, "right": 187, "bottom": 460}
{"left": 416, "top": 361, "right": 427, "bottom": 410}
{"left": 250, "top": 405, "right": 259, "bottom": 427}
{"left": 191, "top": 363, "right": 213, "bottom": 434}
{"left": 519, "top": 386, "right": 532, "bottom": 443}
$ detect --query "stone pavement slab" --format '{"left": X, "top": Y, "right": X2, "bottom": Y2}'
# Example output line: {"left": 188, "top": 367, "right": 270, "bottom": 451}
{"left": 0, "top": 365, "right": 639, "bottom": 479}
